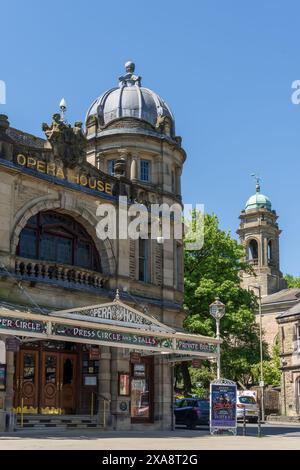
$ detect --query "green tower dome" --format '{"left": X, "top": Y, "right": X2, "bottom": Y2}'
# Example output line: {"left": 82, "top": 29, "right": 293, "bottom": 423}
{"left": 245, "top": 178, "right": 272, "bottom": 211}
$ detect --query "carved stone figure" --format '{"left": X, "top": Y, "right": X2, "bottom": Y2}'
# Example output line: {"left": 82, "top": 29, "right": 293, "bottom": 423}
{"left": 42, "top": 114, "right": 86, "bottom": 168}
{"left": 118, "top": 61, "right": 141, "bottom": 87}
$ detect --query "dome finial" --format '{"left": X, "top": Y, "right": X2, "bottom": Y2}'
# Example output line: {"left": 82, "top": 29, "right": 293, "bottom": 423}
{"left": 251, "top": 173, "right": 261, "bottom": 193}
{"left": 125, "top": 61, "right": 135, "bottom": 74}
{"left": 119, "top": 61, "right": 141, "bottom": 87}
{"left": 59, "top": 97, "right": 67, "bottom": 122}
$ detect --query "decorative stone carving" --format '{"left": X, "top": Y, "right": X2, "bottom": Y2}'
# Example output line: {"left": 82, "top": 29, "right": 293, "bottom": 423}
{"left": 42, "top": 114, "right": 86, "bottom": 168}
{"left": 119, "top": 61, "right": 141, "bottom": 88}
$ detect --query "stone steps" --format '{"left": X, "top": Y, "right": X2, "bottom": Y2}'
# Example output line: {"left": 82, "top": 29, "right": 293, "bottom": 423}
{"left": 15, "top": 414, "right": 100, "bottom": 430}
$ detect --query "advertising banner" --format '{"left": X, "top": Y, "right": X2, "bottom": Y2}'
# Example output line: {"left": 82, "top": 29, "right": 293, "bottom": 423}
{"left": 210, "top": 380, "right": 237, "bottom": 434}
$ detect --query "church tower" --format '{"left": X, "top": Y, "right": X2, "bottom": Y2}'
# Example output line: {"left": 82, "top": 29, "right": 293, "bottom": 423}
{"left": 237, "top": 177, "right": 286, "bottom": 296}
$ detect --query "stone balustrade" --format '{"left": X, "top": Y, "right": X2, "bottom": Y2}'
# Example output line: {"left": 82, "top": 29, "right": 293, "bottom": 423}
{"left": 15, "top": 257, "right": 107, "bottom": 290}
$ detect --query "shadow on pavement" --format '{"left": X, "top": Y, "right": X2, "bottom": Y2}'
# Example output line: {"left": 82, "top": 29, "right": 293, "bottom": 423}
{"left": 0, "top": 423, "right": 299, "bottom": 440}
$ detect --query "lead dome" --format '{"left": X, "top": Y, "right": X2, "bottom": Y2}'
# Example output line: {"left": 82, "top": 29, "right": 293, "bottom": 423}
{"left": 85, "top": 62, "right": 175, "bottom": 137}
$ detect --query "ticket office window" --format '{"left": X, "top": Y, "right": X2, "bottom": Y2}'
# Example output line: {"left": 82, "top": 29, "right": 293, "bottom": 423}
{"left": 131, "top": 358, "right": 153, "bottom": 423}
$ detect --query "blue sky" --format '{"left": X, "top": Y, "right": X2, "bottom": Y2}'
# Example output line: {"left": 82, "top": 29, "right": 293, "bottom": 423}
{"left": 2, "top": 1, "right": 300, "bottom": 275}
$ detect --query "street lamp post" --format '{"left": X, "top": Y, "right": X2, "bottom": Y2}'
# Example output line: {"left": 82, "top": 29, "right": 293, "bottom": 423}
{"left": 209, "top": 298, "right": 225, "bottom": 380}
{"left": 249, "top": 284, "right": 265, "bottom": 422}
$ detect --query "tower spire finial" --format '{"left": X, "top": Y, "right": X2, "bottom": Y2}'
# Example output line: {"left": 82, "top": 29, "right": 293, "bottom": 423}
{"left": 251, "top": 173, "right": 261, "bottom": 193}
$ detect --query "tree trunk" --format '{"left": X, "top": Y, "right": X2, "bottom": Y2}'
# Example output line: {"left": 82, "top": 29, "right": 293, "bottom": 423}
{"left": 181, "top": 362, "right": 192, "bottom": 394}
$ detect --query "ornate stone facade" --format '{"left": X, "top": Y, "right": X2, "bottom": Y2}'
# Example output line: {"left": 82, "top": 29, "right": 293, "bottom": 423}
{"left": 0, "top": 63, "right": 198, "bottom": 431}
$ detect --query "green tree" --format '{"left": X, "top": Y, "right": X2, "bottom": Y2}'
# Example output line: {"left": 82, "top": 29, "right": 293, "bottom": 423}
{"left": 251, "top": 337, "right": 281, "bottom": 387}
{"left": 183, "top": 213, "right": 268, "bottom": 391}
{"left": 284, "top": 274, "right": 300, "bottom": 288}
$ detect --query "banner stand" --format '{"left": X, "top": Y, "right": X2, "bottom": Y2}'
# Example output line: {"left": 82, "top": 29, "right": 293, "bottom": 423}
{"left": 210, "top": 378, "right": 237, "bottom": 436}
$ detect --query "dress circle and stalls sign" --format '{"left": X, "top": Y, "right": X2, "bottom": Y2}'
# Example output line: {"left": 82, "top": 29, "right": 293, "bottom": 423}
{"left": 210, "top": 381, "right": 237, "bottom": 434}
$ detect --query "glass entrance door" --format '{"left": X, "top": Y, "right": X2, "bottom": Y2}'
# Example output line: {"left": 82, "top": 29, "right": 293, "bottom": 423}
{"left": 14, "top": 350, "right": 39, "bottom": 413}
{"left": 40, "top": 352, "right": 77, "bottom": 414}
{"left": 131, "top": 358, "right": 153, "bottom": 422}
{"left": 41, "top": 352, "right": 60, "bottom": 414}
{"left": 60, "top": 354, "right": 77, "bottom": 414}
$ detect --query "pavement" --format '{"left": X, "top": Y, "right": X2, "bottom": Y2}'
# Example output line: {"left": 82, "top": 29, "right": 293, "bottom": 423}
{"left": 0, "top": 424, "right": 300, "bottom": 450}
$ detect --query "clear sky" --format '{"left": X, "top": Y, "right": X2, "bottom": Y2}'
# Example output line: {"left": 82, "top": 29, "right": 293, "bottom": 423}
{"left": 2, "top": 1, "right": 300, "bottom": 275}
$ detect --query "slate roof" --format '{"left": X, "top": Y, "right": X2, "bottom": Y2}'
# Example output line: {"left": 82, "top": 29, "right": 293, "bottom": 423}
{"left": 262, "top": 288, "right": 300, "bottom": 305}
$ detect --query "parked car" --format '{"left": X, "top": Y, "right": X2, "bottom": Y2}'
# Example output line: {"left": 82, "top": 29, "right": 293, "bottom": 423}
{"left": 236, "top": 395, "right": 259, "bottom": 422}
{"left": 174, "top": 398, "right": 209, "bottom": 428}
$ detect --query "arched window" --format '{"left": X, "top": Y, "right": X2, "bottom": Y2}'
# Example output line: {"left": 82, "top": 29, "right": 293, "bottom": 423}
{"left": 248, "top": 239, "right": 258, "bottom": 262}
{"left": 17, "top": 211, "right": 101, "bottom": 271}
{"left": 268, "top": 240, "right": 273, "bottom": 263}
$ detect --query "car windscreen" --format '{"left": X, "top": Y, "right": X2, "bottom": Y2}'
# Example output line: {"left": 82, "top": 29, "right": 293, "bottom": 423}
{"left": 197, "top": 400, "right": 209, "bottom": 408}
{"left": 238, "top": 396, "right": 256, "bottom": 404}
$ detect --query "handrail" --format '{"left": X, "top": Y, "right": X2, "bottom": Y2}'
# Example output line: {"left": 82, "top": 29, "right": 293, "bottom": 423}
{"left": 98, "top": 394, "right": 111, "bottom": 428}
{"left": 20, "top": 397, "right": 24, "bottom": 428}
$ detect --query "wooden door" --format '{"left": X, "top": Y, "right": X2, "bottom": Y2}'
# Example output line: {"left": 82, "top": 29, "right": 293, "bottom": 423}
{"left": 14, "top": 350, "right": 39, "bottom": 413}
{"left": 41, "top": 351, "right": 60, "bottom": 413}
{"left": 60, "top": 353, "right": 77, "bottom": 414}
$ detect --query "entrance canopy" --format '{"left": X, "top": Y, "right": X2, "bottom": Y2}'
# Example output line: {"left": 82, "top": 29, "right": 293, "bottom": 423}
{"left": 0, "top": 300, "right": 220, "bottom": 360}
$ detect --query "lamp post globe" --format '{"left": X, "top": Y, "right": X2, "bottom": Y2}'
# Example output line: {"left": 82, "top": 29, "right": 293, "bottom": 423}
{"left": 209, "top": 297, "right": 225, "bottom": 321}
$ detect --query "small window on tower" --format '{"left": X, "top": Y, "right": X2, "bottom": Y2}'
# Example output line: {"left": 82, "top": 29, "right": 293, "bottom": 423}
{"left": 268, "top": 240, "right": 273, "bottom": 264}
{"left": 107, "top": 160, "right": 115, "bottom": 176}
{"left": 248, "top": 239, "right": 258, "bottom": 264}
{"left": 140, "top": 160, "right": 151, "bottom": 182}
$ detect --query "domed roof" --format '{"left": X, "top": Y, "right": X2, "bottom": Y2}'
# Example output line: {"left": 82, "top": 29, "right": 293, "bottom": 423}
{"left": 245, "top": 178, "right": 272, "bottom": 211}
{"left": 86, "top": 61, "right": 175, "bottom": 134}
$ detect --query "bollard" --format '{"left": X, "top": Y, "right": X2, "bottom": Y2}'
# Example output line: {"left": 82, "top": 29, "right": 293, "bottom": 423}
{"left": 257, "top": 413, "right": 262, "bottom": 437}
{"left": 242, "top": 406, "right": 246, "bottom": 436}
{"left": 20, "top": 398, "right": 24, "bottom": 428}
{"left": 90, "top": 392, "right": 94, "bottom": 418}
{"left": 103, "top": 400, "right": 106, "bottom": 428}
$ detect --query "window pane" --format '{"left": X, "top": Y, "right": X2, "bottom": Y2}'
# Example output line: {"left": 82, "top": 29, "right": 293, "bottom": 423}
{"left": 23, "top": 354, "right": 36, "bottom": 382}
{"left": 131, "top": 379, "right": 150, "bottom": 418}
{"left": 40, "top": 234, "right": 72, "bottom": 264}
{"left": 76, "top": 240, "right": 91, "bottom": 268}
{"left": 139, "top": 239, "right": 149, "bottom": 282}
{"left": 45, "top": 355, "right": 57, "bottom": 384}
{"left": 107, "top": 160, "right": 115, "bottom": 176}
{"left": 140, "top": 160, "right": 151, "bottom": 182}
{"left": 19, "top": 229, "right": 37, "bottom": 258}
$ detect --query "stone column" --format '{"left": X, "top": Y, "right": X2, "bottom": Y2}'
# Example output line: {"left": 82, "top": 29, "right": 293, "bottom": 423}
{"left": 264, "top": 237, "right": 268, "bottom": 266}
{"left": 130, "top": 157, "right": 138, "bottom": 183}
{"left": 5, "top": 349, "right": 14, "bottom": 412}
{"left": 110, "top": 348, "right": 131, "bottom": 430}
{"left": 0, "top": 337, "right": 6, "bottom": 431}
{"left": 154, "top": 356, "right": 172, "bottom": 430}
{"left": 98, "top": 346, "right": 111, "bottom": 427}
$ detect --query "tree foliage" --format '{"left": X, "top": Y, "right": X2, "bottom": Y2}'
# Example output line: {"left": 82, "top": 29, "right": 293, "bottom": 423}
{"left": 183, "top": 213, "right": 268, "bottom": 389}
{"left": 284, "top": 274, "right": 300, "bottom": 288}
{"left": 251, "top": 337, "right": 281, "bottom": 387}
